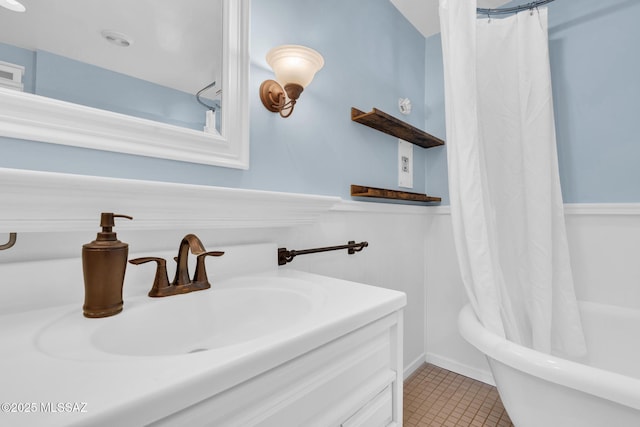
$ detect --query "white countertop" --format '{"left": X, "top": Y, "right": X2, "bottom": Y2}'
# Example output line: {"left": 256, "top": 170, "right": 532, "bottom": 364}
{"left": 0, "top": 269, "right": 406, "bottom": 426}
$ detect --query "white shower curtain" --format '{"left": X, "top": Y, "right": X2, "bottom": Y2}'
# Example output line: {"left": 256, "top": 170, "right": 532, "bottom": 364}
{"left": 439, "top": 0, "right": 586, "bottom": 358}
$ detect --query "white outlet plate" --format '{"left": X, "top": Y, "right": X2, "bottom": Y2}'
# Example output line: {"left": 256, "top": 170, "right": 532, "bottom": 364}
{"left": 398, "top": 139, "right": 413, "bottom": 188}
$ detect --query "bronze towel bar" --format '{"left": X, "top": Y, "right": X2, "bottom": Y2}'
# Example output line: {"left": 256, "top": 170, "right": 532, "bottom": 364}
{"left": 278, "top": 241, "right": 368, "bottom": 266}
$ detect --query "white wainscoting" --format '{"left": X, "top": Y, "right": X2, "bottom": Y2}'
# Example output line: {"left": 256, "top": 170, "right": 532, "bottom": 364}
{"left": 3, "top": 167, "right": 636, "bottom": 383}
{"left": 424, "top": 204, "right": 640, "bottom": 385}
{"left": 284, "top": 200, "right": 429, "bottom": 378}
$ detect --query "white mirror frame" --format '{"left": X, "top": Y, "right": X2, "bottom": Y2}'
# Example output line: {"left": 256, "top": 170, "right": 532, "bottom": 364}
{"left": 0, "top": 0, "right": 250, "bottom": 169}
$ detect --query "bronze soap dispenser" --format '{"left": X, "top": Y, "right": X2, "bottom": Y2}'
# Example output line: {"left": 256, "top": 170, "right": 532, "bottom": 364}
{"left": 82, "top": 213, "right": 133, "bottom": 318}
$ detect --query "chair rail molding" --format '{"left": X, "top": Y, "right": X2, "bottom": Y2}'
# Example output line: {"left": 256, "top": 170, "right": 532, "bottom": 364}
{"left": 0, "top": 168, "right": 341, "bottom": 232}
{"left": 424, "top": 204, "right": 640, "bottom": 216}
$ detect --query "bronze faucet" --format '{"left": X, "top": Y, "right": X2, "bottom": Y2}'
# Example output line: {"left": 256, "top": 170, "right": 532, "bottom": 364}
{"left": 173, "top": 234, "right": 206, "bottom": 287}
{"left": 130, "top": 234, "right": 224, "bottom": 297}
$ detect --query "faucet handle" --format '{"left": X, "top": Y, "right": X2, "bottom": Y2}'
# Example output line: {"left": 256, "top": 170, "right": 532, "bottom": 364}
{"left": 193, "top": 251, "right": 225, "bottom": 290}
{"left": 129, "top": 257, "right": 172, "bottom": 297}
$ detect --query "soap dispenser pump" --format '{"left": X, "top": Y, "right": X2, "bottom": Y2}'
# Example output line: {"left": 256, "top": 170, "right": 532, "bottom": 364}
{"left": 82, "top": 213, "right": 133, "bottom": 318}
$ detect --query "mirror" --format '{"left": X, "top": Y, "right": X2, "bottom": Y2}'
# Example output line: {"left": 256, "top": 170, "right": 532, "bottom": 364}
{"left": 0, "top": 0, "right": 249, "bottom": 169}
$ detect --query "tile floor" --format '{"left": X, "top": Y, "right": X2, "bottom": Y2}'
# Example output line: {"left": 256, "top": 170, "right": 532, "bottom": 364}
{"left": 403, "top": 363, "right": 514, "bottom": 427}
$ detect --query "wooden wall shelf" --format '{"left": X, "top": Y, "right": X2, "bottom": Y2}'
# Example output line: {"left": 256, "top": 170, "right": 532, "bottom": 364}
{"left": 351, "top": 107, "right": 445, "bottom": 149}
{"left": 351, "top": 185, "right": 441, "bottom": 203}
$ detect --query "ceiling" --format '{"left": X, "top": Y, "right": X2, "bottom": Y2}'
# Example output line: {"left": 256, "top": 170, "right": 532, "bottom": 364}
{"left": 0, "top": 0, "right": 222, "bottom": 95}
{"left": 390, "top": 0, "right": 509, "bottom": 37}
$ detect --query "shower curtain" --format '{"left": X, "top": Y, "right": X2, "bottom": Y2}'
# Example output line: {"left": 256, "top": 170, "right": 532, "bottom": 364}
{"left": 439, "top": 1, "right": 586, "bottom": 358}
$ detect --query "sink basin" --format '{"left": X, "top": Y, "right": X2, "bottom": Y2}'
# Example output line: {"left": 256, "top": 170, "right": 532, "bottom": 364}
{"left": 36, "top": 276, "right": 325, "bottom": 359}
{"left": 94, "top": 287, "right": 313, "bottom": 356}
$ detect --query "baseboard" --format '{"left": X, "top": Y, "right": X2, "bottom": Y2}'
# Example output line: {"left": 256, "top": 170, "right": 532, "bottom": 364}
{"left": 404, "top": 353, "right": 427, "bottom": 380}
{"left": 426, "top": 353, "right": 495, "bottom": 386}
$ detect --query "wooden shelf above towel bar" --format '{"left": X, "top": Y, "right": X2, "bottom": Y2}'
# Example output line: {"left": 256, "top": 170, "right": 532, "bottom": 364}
{"left": 351, "top": 107, "right": 445, "bottom": 149}
{"left": 351, "top": 185, "right": 441, "bottom": 203}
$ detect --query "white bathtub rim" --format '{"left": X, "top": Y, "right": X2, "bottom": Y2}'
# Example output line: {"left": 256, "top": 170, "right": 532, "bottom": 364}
{"left": 458, "top": 303, "right": 640, "bottom": 411}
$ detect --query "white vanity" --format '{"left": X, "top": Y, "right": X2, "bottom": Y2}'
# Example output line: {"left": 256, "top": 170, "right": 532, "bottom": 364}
{"left": 0, "top": 242, "right": 405, "bottom": 426}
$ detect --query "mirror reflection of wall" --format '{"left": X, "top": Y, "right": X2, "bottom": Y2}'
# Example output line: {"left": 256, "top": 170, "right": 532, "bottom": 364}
{"left": 0, "top": 0, "right": 222, "bottom": 134}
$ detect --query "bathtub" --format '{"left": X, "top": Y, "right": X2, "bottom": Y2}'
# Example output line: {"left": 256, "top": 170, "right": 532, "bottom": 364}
{"left": 458, "top": 302, "right": 640, "bottom": 427}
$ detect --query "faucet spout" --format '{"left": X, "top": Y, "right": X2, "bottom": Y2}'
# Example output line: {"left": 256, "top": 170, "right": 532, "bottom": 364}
{"left": 172, "top": 234, "right": 206, "bottom": 286}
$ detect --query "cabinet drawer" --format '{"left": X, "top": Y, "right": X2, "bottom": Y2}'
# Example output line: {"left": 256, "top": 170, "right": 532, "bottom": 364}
{"left": 341, "top": 385, "right": 392, "bottom": 427}
{"left": 151, "top": 312, "right": 402, "bottom": 427}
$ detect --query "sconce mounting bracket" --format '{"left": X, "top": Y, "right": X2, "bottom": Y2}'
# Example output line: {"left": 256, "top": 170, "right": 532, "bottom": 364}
{"left": 259, "top": 80, "right": 285, "bottom": 112}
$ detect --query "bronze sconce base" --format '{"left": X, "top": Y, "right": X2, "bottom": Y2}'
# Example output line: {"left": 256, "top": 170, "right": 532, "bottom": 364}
{"left": 260, "top": 80, "right": 285, "bottom": 112}
{"left": 259, "top": 80, "right": 303, "bottom": 118}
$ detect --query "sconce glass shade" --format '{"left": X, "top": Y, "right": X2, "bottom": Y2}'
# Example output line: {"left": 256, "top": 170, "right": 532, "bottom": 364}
{"left": 266, "top": 45, "right": 325, "bottom": 88}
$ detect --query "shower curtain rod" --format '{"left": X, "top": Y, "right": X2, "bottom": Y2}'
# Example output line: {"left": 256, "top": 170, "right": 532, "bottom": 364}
{"left": 477, "top": 0, "right": 555, "bottom": 16}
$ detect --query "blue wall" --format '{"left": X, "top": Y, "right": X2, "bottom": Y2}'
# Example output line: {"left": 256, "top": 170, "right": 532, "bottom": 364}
{"left": 34, "top": 50, "right": 212, "bottom": 131}
{"left": 0, "top": 44, "right": 216, "bottom": 131}
{"left": 425, "top": 0, "right": 640, "bottom": 204}
{"left": 0, "top": 0, "right": 426, "bottom": 201}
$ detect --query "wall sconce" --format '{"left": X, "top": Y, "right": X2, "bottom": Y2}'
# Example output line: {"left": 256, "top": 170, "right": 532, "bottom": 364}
{"left": 259, "top": 45, "right": 324, "bottom": 118}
